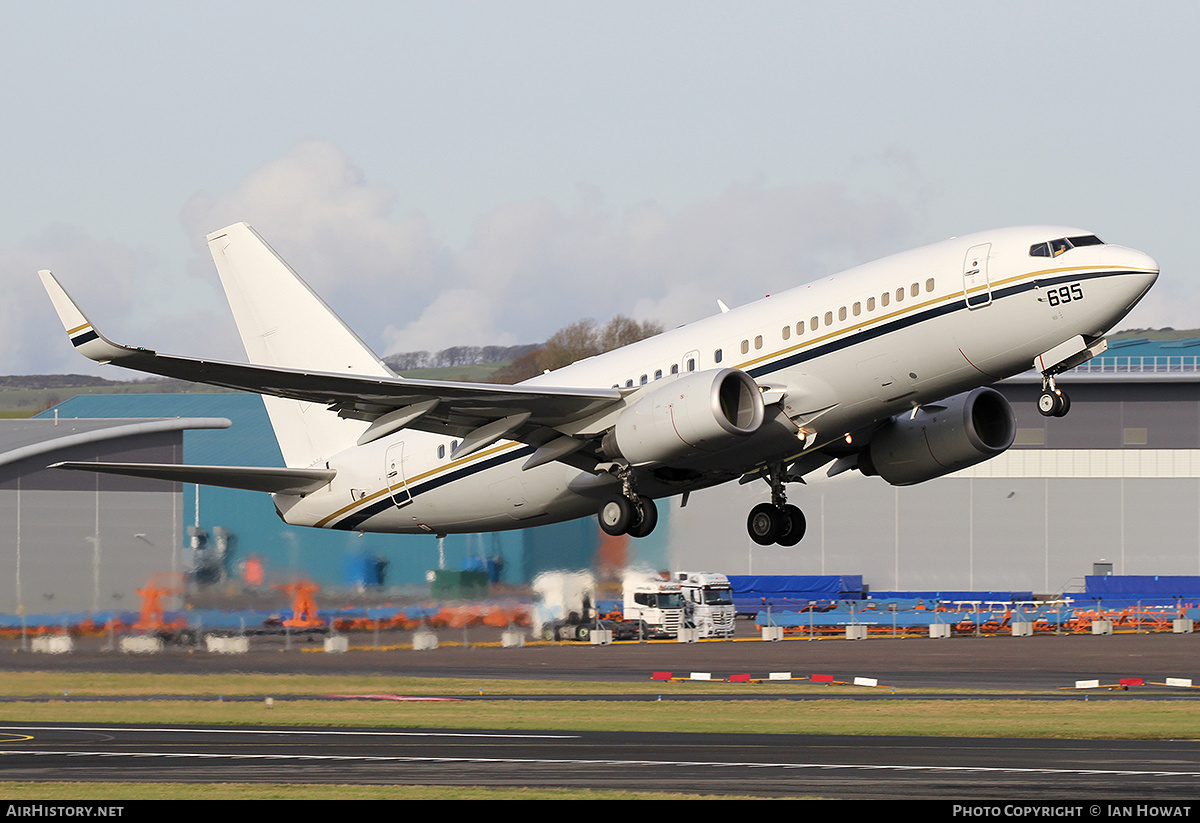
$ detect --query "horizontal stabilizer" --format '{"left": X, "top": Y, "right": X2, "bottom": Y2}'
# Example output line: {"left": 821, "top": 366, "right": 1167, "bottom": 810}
{"left": 50, "top": 461, "right": 336, "bottom": 495}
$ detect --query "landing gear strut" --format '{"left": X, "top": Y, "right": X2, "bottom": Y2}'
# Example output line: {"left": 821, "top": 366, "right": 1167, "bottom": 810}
{"left": 1033, "top": 335, "right": 1103, "bottom": 419}
{"left": 1037, "top": 374, "right": 1071, "bottom": 418}
{"left": 597, "top": 467, "right": 658, "bottom": 538}
{"left": 746, "top": 464, "right": 806, "bottom": 546}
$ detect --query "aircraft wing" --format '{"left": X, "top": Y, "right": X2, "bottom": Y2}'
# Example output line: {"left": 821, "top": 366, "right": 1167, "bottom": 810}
{"left": 39, "top": 271, "right": 623, "bottom": 453}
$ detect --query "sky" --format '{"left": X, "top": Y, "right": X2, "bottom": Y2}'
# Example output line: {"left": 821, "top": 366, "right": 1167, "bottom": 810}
{"left": 1, "top": 1, "right": 1196, "bottom": 376}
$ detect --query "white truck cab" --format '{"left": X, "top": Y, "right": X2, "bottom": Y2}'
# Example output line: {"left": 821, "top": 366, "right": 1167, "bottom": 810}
{"left": 676, "top": 572, "right": 736, "bottom": 638}
{"left": 622, "top": 574, "right": 685, "bottom": 638}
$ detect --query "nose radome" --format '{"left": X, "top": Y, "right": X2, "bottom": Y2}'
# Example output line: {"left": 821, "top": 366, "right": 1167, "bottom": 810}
{"left": 1102, "top": 245, "right": 1159, "bottom": 280}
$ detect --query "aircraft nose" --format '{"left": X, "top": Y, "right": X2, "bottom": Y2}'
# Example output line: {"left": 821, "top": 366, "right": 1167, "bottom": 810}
{"left": 1101, "top": 244, "right": 1159, "bottom": 307}
{"left": 1102, "top": 245, "right": 1159, "bottom": 280}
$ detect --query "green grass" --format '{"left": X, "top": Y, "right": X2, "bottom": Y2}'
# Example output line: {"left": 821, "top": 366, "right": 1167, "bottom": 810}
{"left": 2, "top": 671, "right": 1197, "bottom": 799}
{"left": 3, "top": 696, "right": 1197, "bottom": 739}
{"left": 2, "top": 671, "right": 1198, "bottom": 739}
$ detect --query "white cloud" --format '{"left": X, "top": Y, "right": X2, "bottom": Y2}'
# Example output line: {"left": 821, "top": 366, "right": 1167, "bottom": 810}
{"left": 381, "top": 288, "right": 517, "bottom": 354}
{"left": 0, "top": 225, "right": 231, "bottom": 376}
{"left": 3, "top": 141, "right": 921, "bottom": 376}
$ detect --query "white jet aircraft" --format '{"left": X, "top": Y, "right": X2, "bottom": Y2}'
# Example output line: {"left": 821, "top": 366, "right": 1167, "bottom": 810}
{"left": 40, "top": 223, "right": 1157, "bottom": 546}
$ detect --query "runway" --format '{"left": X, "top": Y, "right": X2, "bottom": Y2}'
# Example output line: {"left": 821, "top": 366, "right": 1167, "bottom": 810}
{"left": 2, "top": 723, "right": 1199, "bottom": 800}
{"left": 3, "top": 629, "right": 1199, "bottom": 798}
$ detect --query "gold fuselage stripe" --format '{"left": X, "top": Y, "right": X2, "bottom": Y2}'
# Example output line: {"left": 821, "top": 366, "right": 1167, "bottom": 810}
{"left": 312, "top": 263, "right": 1143, "bottom": 527}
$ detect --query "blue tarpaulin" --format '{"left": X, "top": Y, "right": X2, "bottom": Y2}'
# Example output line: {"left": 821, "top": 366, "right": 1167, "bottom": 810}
{"left": 1086, "top": 575, "right": 1200, "bottom": 596}
{"left": 727, "top": 575, "right": 863, "bottom": 616}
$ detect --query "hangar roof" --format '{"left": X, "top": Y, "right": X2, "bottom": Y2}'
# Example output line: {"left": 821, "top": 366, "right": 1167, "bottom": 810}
{"left": 0, "top": 417, "right": 230, "bottom": 468}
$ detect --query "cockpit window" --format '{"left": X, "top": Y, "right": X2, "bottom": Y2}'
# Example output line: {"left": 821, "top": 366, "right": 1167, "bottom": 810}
{"left": 1029, "top": 234, "right": 1104, "bottom": 258}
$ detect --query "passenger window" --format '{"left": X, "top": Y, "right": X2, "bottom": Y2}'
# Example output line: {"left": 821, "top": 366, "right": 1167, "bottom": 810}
{"left": 795, "top": 322, "right": 804, "bottom": 336}
{"left": 881, "top": 292, "right": 889, "bottom": 307}
{"left": 714, "top": 349, "right": 723, "bottom": 363}
{"left": 781, "top": 325, "right": 790, "bottom": 340}
{"left": 867, "top": 296, "right": 875, "bottom": 311}
{"left": 853, "top": 301, "right": 861, "bottom": 316}
{"left": 654, "top": 369, "right": 662, "bottom": 380}
{"left": 740, "top": 339, "right": 749, "bottom": 354}
{"left": 687, "top": 358, "right": 696, "bottom": 371}
{"left": 810, "top": 316, "right": 819, "bottom": 332}
{"left": 625, "top": 379, "right": 634, "bottom": 388}
{"left": 754, "top": 335, "right": 763, "bottom": 349}
{"left": 910, "top": 283, "right": 919, "bottom": 297}
{"left": 926, "top": 278, "right": 935, "bottom": 292}
{"left": 895, "top": 287, "right": 904, "bottom": 302}
{"left": 824, "top": 311, "right": 833, "bottom": 326}
{"left": 639, "top": 374, "right": 648, "bottom": 385}
{"left": 838, "top": 306, "right": 847, "bottom": 322}
{"left": 671, "top": 364, "right": 679, "bottom": 375}
{"left": 437, "top": 444, "right": 446, "bottom": 459}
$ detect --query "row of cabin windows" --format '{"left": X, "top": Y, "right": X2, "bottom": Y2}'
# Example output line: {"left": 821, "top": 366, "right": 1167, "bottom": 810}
{"left": 611, "top": 278, "right": 937, "bottom": 389}
{"left": 750, "top": 278, "right": 937, "bottom": 349}
{"left": 613, "top": 356, "right": 700, "bottom": 389}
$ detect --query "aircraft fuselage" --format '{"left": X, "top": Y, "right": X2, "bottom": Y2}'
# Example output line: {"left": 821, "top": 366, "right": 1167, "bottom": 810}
{"left": 278, "top": 226, "right": 1157, "bottom": 535}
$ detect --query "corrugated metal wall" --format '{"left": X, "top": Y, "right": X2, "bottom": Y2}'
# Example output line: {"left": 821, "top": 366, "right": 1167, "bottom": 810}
{"left": 667, "top": 379, "right": 1200, "bottom": 594}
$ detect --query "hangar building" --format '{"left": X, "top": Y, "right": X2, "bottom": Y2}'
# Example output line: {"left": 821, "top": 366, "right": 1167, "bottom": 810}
{"left": 6, "top": 394, "right": 668, "bottom": 613}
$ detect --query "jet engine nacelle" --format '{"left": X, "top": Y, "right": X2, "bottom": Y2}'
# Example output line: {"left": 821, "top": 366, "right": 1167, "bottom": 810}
{"left": 603, "top": 368, "right": 765, "bottom": 467}
{"left": 858, "top": 387, "right": 1016, "bottom": 486}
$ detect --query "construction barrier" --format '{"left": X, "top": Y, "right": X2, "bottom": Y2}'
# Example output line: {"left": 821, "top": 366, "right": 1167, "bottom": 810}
{"left": 754, "top": 599, "right": 1200, "bottom": 637}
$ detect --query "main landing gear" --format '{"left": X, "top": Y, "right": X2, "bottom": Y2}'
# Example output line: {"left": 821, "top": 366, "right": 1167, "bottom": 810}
{"left": 1037, "top": 375, "right": 1071, "bottom": 418}
{"left": 597, "top": 468, "right": 658, "bottom": 538}
{"left": 746, "top": 464, "right": 806, "bottom": 546}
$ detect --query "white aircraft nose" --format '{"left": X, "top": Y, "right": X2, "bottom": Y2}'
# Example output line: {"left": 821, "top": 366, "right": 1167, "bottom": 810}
{"left": 1101, "top": 244, "right": 1159, "bottom": 309}
{"left": 1102, "top": 244, "right": 1159, "bottom": 279}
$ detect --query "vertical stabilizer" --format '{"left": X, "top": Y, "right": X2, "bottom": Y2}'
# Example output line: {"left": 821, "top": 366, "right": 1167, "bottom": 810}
{"left": 206, "top": 223, "right": 395, "bottom": 467}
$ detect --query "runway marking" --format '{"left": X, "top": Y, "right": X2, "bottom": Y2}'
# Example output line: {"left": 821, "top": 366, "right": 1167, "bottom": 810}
{"left": 0, "top": 725, "right": 576, "bottom": 740}
{"left": 324, "top": 694, "right": 463, "bottom": 701}
{"left": 1, "top": 748, "right": 1199, "bottom": 778}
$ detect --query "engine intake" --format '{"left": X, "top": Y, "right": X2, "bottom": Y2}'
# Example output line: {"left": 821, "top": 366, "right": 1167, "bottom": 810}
{"left": 859, "top": 387, "right": 1016, "bottom": 486}
{"left": 603, "top": 368, "right": 765, "bottom": 467}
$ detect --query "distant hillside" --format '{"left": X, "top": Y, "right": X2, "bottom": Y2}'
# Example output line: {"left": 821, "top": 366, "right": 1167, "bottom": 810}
{"left": 1111, "top": 328, "right": 1200, "bottom": 341}
{"left": 383, "top": 344, "right": 538, "bottom": 372}
{"left": 0, "top": 375, "right": 231, "bottom": 418}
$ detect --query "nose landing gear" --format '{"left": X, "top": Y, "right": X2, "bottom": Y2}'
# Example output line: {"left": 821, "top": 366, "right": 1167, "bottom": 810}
{"left": 1037, "top": 375, "right": 1071, "bottom": 418}
{"left": 1034, "top": 334, "right": 1107, "bottom": 418}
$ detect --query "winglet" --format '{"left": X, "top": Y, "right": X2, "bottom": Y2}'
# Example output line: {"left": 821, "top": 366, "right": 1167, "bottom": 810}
{"left": 38, "top": 270, "right": 142, "bottom": 364}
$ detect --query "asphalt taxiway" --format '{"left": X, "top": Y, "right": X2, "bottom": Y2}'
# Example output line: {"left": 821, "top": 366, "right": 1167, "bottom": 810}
{"left": 3, "top": 628, "right": 1199, "bottom": 798}
{"left": 1, "top": 722, "right": 1198, "bottom": 800}
{"left": 3, "top": 627, "right": 1198, "bottom": 692}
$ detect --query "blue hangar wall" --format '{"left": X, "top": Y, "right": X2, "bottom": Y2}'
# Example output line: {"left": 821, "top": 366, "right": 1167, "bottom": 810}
{"left": 38, "top": 394, "right": 670, "bottom": 589}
